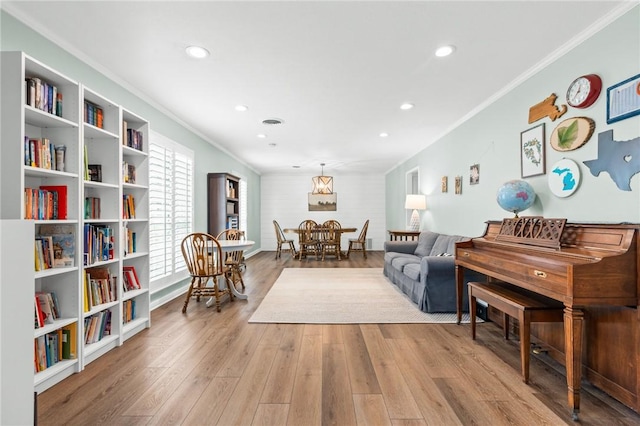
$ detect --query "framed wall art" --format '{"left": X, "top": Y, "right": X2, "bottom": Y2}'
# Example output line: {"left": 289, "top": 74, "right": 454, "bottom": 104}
{"left": 454, "top": 176, "right": 462, "bottom": 194}
{"left": 606, "top": 73, "right": 640, "bottom": 124}
{"left": 308, "top": 192, "right": 337, "bottom": 211}
{"left": 470, "top": 164, "right": 479, "bottom": 185}
{"left": 520, "top": 123, "right": 546, "bottom": 178}
{"left": 441, "top": 176, "right": 448, "bottom": 193}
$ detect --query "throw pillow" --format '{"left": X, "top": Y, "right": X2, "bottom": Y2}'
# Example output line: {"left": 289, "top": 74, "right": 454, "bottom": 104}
{"left": 414, "top": 231, "right": 440, "bottom": 257}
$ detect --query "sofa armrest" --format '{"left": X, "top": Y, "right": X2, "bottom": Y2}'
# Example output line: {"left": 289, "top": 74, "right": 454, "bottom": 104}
{"left": 420, "top": 255, "right": 455, "bottom": 280}
{"left": 384, "top": 240, "right": 418, "bottom": 254}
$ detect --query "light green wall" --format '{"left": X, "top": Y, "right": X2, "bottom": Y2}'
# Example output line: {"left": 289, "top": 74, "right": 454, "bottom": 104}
{"left": 1, "top": 10, "right": 262, "bottom": 303}
{"left": 386, "top": 6, "right": 640, "bottom": 237}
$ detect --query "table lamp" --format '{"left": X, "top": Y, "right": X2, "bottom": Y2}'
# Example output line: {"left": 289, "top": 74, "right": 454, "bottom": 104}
{"left": 405, "top": 194, "right": 426, "bottom": 231}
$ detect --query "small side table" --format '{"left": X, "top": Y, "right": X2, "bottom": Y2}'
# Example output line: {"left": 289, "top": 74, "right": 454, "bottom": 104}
{"left": 387, "top": 230, "right": 421, "bottom": 241}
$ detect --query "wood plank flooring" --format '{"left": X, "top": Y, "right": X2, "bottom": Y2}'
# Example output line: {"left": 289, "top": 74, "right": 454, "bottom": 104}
{"left": 37, "top": 251, "right": 640, "bottom": 425}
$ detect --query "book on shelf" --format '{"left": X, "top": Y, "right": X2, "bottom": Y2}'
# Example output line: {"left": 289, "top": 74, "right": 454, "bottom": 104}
{"left": 123, "top": 299, "right": 136, "bottom": 324}
{"left": 84, "top": 196, "right": 101, "bottom": 219}
{"left": 34, "top": 296, "right": 45, "bottom": 328}
{"left": 123, "top": 224, "right": 137, "bottom": 256}
{"left": 36, "top": 292, "right": 60, "bottom": 325}
{"left": 123, "top": 194, "right": 136, "bottom": 219}
{"left": 25, "top": 76, "right": 63, "bottom": 117}
{"left": 125, "top": 127, "right": 143, "bottom": 151}
{"left": 84, "top": 310, "right": 111, "bottom": 344}
{"left": 39, "top": 224, "right": 75, "bottom": 268}
{"left": 83, "top": 224, "right": 114, "bottom": 266}
{"left": 84, "top": 267, "right": 117, "bottom": 311}
{"left": 84, "top": 145, "right": 90, "bottom": 180}
{"left": 122, "top": 265, "right": 141, "bottom": 291}
{"left": 87, "top": 164, "right": 102, "bottom": 182}
{"left": 39, "top": 185, "right": 68, "bottom": 220}
{"left": 84, "top": 100, "right": 104, "bottom": 128}
{"left": 122, "top": 161, "right": 136, "bottom": 184}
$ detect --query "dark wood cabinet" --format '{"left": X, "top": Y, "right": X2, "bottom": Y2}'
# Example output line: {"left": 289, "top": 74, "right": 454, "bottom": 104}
{"left": 207, "top": 173, "right": 240, "bottom": 236}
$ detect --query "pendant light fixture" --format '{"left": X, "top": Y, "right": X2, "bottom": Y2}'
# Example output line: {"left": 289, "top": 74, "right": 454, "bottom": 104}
{"left": 311, "top": 163, "right": 333, "bottom": 194}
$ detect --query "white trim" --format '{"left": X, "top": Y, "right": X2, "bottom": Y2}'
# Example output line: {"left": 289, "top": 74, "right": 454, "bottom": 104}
{"left": 385, "top": 1, "right": 639, "bottom": 175}
{"left": 1, "top": 4, "right": 261, "bottom": 176}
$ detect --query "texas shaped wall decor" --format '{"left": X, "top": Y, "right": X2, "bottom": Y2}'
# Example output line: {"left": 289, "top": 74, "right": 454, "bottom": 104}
{"left": 583, "top": 130, "right": 640, "bottom": 191}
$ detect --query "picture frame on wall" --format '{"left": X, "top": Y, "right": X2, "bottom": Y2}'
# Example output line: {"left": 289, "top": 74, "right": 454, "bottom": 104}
{"left": 470, "top": 164, "right": 480, "bottom": 185}
{"left": 308, "top": 193, "right": 337, "bottom": 211}
{"left": 606, "top": 73, "right": 640, "bottom": 124}
{"left": 441, "top": 176, "right": 448, "bottom": 193}
{"left": 520, "top": 123, "right": 546, "bottom": 178}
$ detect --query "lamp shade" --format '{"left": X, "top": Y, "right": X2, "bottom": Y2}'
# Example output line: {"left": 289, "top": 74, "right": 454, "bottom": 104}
{"left": 311, "top": 175, "right": 333, "bottom": 194}
{"left": 405, "top": 194, "right": 426, "bottom": 210}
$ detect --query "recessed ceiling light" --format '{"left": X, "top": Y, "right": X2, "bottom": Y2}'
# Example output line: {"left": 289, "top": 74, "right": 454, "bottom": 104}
{"left": 257, "top": 134, "right": 267, "bottom": 138}
{"left": 235, "top": 105, "right": 248, "bottom": 112}
{"left": 262, "top": 118, "right": 284, "bottom": 125}
{"left": 379, "top": 132, "right": 389, "bottom": 138}
{"left": 435, "top": 45, "right": 455, "bottom": 57}
{"left": 400, "top": 103, "right": 414, "bottom": 110}
{"left": 185, "top": 45, "right": 209, "bottom": 59}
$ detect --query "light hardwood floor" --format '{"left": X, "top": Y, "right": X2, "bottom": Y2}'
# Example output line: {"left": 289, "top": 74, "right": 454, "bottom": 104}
{"left": 38, "top": 251, "right": 640, "bottom": 425}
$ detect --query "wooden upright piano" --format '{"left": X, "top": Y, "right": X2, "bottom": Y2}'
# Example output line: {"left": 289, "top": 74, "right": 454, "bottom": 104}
{"left": 455, "top": 218, "right": 639, "bottom": 419}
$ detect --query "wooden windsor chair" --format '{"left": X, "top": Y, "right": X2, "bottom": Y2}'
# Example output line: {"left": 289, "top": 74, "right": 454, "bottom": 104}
{"left": 319, "top": 219, "right": 342, "bottom": 260}
{"left": 273, "top": 219, "right": 296, "bottom": 259}
{"left": 216, "top": 229, "right": 246, "bottom": 293}
{"left": 297, "top": 219, "right": 320, "bottom": 260}
{"left": 180, "top": 232, "right": 231, "bottom": 313}
{"left": 347, "top": 219, "right": 370, "bottom": 259}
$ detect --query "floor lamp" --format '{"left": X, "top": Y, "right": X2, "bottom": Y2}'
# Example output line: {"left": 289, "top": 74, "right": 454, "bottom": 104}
{"left": 405, "top": 194, "right": 426, "bottom": 231}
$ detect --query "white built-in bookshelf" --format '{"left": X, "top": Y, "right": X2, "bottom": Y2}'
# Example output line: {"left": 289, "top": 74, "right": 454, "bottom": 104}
{"left": 0, "top": 51, "right": 150, "bottom": 397}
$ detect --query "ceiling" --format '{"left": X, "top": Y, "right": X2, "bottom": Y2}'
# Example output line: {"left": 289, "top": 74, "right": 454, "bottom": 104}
{"left": 2, "top": 1, "right": 630, "bottom": 175}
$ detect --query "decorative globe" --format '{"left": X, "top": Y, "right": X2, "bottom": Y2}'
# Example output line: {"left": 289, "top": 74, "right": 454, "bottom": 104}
{"left": 496, "top": 180, "right": 536, "bottom": 216}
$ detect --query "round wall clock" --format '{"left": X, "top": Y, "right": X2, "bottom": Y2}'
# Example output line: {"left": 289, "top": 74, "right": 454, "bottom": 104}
{"left": 548, "top": 158, "right": 581, "bottom": 198}
{"left": 566, "top": 74, "right": 602, "bottom": 108}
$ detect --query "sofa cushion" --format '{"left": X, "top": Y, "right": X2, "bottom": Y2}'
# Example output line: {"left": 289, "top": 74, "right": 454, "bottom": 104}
{"left": 429, "top": 234, "right": 468, "bottom": 257}
{"left": 413, "top": 231, "right": 440, "bottom": 257}
{"left": 403, "top": 263, "right": 421, "bottom": 281}
{"left": 391, "top": 256, "right": 420, "bottom": 273}
{"left": 384, "top": 251, "right": 417, "bottom": 264}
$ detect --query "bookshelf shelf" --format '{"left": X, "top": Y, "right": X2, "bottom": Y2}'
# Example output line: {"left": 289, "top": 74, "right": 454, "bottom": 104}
{"left": 34, "top": 359, "right": 78, "bottom": 388}
{"left": 123, "top": 288, "right": 148, "bottom": 302}
{"left": 83, "top": 300, "right": 119, "bottom": 318}
{"left": 1, "top": 52, "right": 150, "bottom": 400}
{"left": 34, "top": 317, "right": 78, "bottom": 338}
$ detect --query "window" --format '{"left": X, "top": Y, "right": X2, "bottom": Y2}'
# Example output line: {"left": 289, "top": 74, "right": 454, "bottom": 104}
{"left": 148, "top": 131, "right": 194, "bottom": 292}
{"left": 239, "top": 178, "right": 247, "bottom": 233}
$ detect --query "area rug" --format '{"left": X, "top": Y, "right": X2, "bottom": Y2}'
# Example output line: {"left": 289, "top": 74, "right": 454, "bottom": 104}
{"left": 248, "top": 268, "right": 479, "bottom": 324}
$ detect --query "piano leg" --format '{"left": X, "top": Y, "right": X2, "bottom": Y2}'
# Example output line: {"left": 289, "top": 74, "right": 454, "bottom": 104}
{"left": 564, "top": 305, "right": 584, "bottom": 421}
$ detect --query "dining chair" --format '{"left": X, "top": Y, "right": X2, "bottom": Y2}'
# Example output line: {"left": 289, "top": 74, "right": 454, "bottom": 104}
{"left": 180, "top": 232, "right": 231, "bottom": 313}
{"left": 297, "top": 219, "right": 319, "bottom": 260}
{"left": 216, "top": 229, "right": 246, "bottom": 292}
{"left": 320, "top": 219, "right": 342, "bottom": 260}
{"left": 347, "top": 219, "right": 370, "bottom": 259}
{"left": 273, "top": 219, "right": 296, "bottom": 259}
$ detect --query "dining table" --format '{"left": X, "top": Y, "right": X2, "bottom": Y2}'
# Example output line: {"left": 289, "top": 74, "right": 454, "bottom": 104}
{"left": 283, "top": 226, "right": 357, "bottom": 259}
{"left": 205, "top": 239, "right": 255, "bottom": 307}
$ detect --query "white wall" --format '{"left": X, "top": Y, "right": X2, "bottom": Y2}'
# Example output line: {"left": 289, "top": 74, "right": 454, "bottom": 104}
{"left": 261, "top": 173, "right": 385, "bottom": 252}
{"left": 386, "top": 6, "right": 640, "bottom": 238}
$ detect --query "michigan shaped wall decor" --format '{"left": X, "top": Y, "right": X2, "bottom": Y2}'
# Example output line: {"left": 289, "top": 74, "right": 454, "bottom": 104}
{"left": 583, "top": 130, "right": 640, "bottom": 191}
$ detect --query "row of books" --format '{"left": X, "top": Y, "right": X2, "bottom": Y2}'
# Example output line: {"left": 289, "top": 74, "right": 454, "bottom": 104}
{"left": 24, "top": 137, "right": 66, "bottom": 171}
{"left": 34, "top": 324, "right": 76, "bottom": 373}
{"left": 24, "top": 185, "right": 68, "bottom": 220}
{"left": 84, "top": 267, "right": 117, "bottom": 312}
{"left": 35, "top": 292, "right": 61, "bottom": 327}
{"left": 124, "top": 226, "right": 137, "bottom": 256}
{"left": 122, "top": 265, "right": 141, "bottom": 291}
{"left": 35, "top": 233, "right": 75, "bottom": 272}
{"left": 84, "top": 100, "right": 104, "bottom": 128}
{"left": 84, "top": 310, "right": 111, "bottom": 345}
{"left": 122, "top": 161, "right": 136, "bottom": 184}
{"left": 25, "top": 76, "right": 63, "bottom": 117}
{"left": 123, "top": 121, "right": 143, "bottom": 151}
{"left": 123, "top": 299, "right": 137, "bottom": 324}
{"left": 85, "top": 196, "right": 101, "bottom": 219}
{"left": 83, "top": 224, "right": 114, "bottom": 266}
{"left": 123, "top": 194, "right": 136, "bottom": 219}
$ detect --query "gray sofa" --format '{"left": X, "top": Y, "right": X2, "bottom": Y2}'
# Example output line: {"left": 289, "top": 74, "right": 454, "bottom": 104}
{"left": 383, "top": 230, "right": 485, "bottom": 313}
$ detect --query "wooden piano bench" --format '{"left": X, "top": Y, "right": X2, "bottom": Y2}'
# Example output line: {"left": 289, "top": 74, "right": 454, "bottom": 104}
{"left": 467, "top": 281, "right": 564, "bottom": 384}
